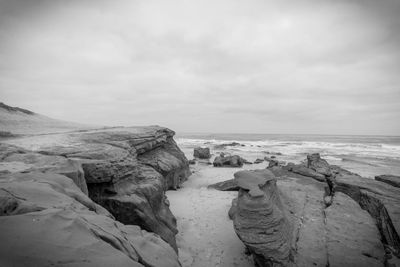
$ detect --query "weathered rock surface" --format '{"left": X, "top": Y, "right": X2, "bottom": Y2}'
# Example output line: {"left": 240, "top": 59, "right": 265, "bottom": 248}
{"left": 213, "top": 155, "right": 244, "bottom": 167}
{"left": 208, "top": 179, "right": 238, "bottom": 191}
{"left": 218, "top": 154, "right": 399, "bottom": 266}
{"left": 231, "top": 169, "right": 292, "bottom": 266}
{"left": 0, "top": 172, "right": 180, "bottom": 267}
{"left": 193, "top": 147, "right": 211, "bottom": 159}
{"left": 1, "top": 126, "right": 190, "bottom": 251}
{"left": 0, "top": 144, "right": 88, "bottom": 194}
{"left": 253, "top": 158, "right": 264, "bottom": 164}
{"left": 334, "top": 173, "right": 400, "bottom": 257}
{"left": 375, "top": 174, "right": 400, "bottom": 188}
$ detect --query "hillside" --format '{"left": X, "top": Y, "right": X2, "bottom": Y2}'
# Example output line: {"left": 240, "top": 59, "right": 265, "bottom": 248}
{"left": 0, "top": 102, "right": 99, "bottom": 135}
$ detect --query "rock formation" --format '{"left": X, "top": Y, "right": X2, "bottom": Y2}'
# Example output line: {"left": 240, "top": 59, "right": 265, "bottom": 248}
{"left": 0, "top": 171, "right": 180, "bottom": 267}
{"left": 214, "top": 153, "right": 400, "bottom": 266}
{"left": 193, "top": 147, "right": 211, "bottom": 159}
{"left": 375, "top": 174, "right": 400, "bottom": 188}
{"left": 213, "top": 155, "right": 244, "bottom": 167}
{"left": 0, "top": 126, "right": 190, "bottom": 253}
{"left": 253, "top": 158, "right": 264, "bottom": 164}
{"left": 231, "top": 169, "right": 292, "bottom": 266}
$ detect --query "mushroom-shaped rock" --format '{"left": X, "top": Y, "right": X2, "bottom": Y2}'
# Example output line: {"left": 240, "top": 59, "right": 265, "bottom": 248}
{"left": 232, "top": 169, "right": 292, "bottom": 266}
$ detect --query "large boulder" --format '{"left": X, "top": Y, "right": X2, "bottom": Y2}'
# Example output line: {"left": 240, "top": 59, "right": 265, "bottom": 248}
{"left": 0, "top": 172, "right": 180, "bottom": 267}
{"left": 193, "top": 147, "right": 211, "bottom": 159}
{"left": 213, "top": 155, "right": 244, "bottom": 167}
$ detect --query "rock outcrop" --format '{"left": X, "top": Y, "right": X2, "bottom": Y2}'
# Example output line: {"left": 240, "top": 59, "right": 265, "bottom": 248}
{"left": 193, "top": 147, "right": 211, "bottom": 159}
{"left": 375, "top": 174, "right": 400, "bottom": 188}
{"left": 231, "top": 169, "right": 292, "bottom": 266}
{"left": 208, "top": 179, "right": 239, "bottom": 191}
{"left": 1, "top": 126, "right": 190, "bottom": 252}
{"left": 213, "top": 155, "right": 244, "bottom": 167}
{"left": 0, "top": 172, "right": 180, "bottom": 267}
{"left": 253, "top": 158, "right": 264, "bottom": 164}
{"left": 215, "top": 153, "right": 399, "bottom": 266}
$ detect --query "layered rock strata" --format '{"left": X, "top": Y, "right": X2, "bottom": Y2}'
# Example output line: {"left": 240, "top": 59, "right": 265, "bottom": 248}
{"left": 1, "top": 126, "right": 190, "bottom": 252}
{"left": 375, "top": 174, "right": 400, "bottom": 188}
{"left": 193, "top": 147, "right": 211, "bottom": 159}
{"left": 213, "top": 155, "right": 245, "bottom": 167}
{"left": 0, "top": 171, "right": 180, "bottom": 267}
{"left": 231, "top": 169, "right": 292, "bottom": 266}
{"left": 215, "top": 154, "right": 399, "bottom": 266}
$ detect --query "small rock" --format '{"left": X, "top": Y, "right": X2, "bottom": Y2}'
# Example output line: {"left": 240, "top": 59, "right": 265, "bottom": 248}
{"left": 193, "top": 147, "right": 211, "bottom": 159}
{"left": 254, "top": 158, "right": 264, "bottom": 164}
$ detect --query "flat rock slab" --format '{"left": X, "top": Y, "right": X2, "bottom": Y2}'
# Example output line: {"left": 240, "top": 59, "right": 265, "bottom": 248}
{"left": 375, "top": 175, "right": 400, "bottom": 188}
{"left": 334, "top": 174, "right": 400, "bottom": 254}
{"left": 269, "top": 169, "right": 386, "bottom": 266}
{"left": 325, "top": 192, "right": 384, "bottom": 267}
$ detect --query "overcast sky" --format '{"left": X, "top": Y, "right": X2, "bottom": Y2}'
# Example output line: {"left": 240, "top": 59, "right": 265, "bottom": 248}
{"left": 0, "top": 0, "right": 399, "bottom": 135}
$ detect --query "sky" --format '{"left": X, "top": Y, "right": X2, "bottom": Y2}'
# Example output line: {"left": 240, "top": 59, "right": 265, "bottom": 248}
{"left": 0, "top": 0, "right": 399, "bottom": 135}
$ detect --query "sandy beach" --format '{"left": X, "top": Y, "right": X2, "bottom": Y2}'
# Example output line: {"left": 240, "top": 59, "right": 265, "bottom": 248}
{"left": 167, "top": 159, "right": 268, "bottom": 267}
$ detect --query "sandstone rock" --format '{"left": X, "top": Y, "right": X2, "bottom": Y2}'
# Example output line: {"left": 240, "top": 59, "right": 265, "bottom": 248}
{"left": 307, "top": 153, "right": 332, "bottom": 176}
{"left": 268, "top": 159, "right": 279, "bottom": 168}
{"left": 232, "top": 169, "right": 292, "bottom": 266}
{"left": 193, "top": 147, "right": 211, "bottom": 159}
{"left": 253, "top": 158, "right": 264, "bottom": 164}
{"left": 375, "top": 174, "right": 400, "bottom": 188}
{"left": 290, "top": 164, "right": 326, "bottom": 182}
{"left": 0, "top": 172, "right": 180, "bottom": 267}
{"left": 273, "top": 168, "right": 386, "bottom": 267}
{"left": 208, "top": 179, "right": 238, "bottom": 191}
{"left": 0, "top": 144, "right": 88, "bottom": 194}
{"left": 229, "top": 155, "right": 393, "bottom": 266}
{"left": 1, "top": 126, "right": 190, "bottom": 251}
{"left": 213, "top": 155, "right": 244, "bottom": 167}
{"left": 334, "top": 173, "right": 400, "bottom": 256}
{"left": 325, "top": 192, "right": 384, "bottom": 266}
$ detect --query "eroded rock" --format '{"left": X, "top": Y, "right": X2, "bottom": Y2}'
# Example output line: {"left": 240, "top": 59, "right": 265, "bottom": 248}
{"left": 193, "top": 147, "right": 211, "bottom": 159}
{"left": 232, "top": 169, "right": 292, "bottom": 266}
{"left": 375, "top": 174, "right": 400, "bottom": 188}
{"left": 0, "top": 172, "right": 180, "bottom": 267}
{"left": 1, "top": 126, "right": 190, "bottom": 251}
{"left": 226, "top": 154, "right": 395, "bottom": 266}
{"left": 213, "top": 155, "right": 244, "bottom": 167}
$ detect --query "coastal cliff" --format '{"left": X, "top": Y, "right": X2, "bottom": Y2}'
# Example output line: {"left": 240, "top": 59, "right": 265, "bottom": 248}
{"left": 0, "top": 124, "right": 190, "bottom": 266}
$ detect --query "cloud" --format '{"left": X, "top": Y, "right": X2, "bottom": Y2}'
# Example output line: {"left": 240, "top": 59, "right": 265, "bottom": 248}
{"left": 0, "top": 0, "right": 399, "bottom": 134}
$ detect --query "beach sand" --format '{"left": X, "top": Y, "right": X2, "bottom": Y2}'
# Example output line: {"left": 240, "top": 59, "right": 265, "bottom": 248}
{"left": 166, "top": 160, "right": 268, "bottom": 267}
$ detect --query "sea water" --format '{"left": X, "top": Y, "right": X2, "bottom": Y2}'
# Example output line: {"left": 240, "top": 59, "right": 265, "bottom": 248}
{"left": 176, "top": 133, "right": 400, "bottom": 179}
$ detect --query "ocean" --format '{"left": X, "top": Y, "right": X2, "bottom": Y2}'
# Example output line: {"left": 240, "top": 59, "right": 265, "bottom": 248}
{"left": 175, "top": 133, "right": 400, "bottom": 178}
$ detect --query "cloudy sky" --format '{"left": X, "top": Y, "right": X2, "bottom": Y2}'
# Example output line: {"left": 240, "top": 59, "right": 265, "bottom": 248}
{"left": 0, "top": 0, "right": 399, "bottom": 135}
